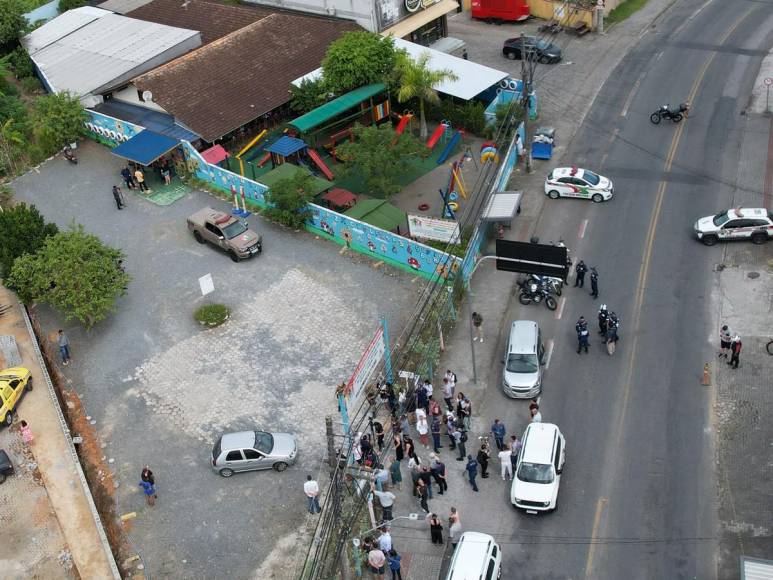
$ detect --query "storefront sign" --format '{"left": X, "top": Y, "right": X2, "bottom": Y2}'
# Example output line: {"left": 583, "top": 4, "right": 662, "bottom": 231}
{"left": 408, "top": 215, "right": 461, "bottom": 244}
{"left": 344, "top": 327, "right": 385, "bottom": 413}
{"left": 405, "top": 0, "right": 422, "bottom": 12}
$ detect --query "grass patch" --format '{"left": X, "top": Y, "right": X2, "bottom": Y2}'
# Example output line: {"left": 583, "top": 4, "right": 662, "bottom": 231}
{"left": 606, "top": 0, "right": 649, "bottom": 25}
{"left": 194, "top": 303, "right": 230, "bottom": 327}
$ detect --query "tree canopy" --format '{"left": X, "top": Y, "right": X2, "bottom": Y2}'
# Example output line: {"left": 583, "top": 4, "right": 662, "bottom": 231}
{"left": 0, "top": 202, "right": 58, "bottom": 277}
{"left": 264, "top": 168, "right": 316, "bottom": 229}
{"left": 322, "top": 32, "right": 396, "bottom": 94}
{"left": 289, "top": 78, "right": 327, "bottom": 115}
{"left": 0, "top": 0, "right": 27, "bottom": 49}
{"left": 337, "top": 123, "right": 425, "bottom": 198}
{"left": 395, "top": 51, "right": 458, "bottom": 140}
{"left": 6, "top": 225, "right": 130, "bottom": 328}
{"left": 33, "top": 92, "right": 87, "bottom": 154}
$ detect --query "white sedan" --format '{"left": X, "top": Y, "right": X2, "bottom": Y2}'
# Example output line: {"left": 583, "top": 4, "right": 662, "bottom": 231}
{"left": 544, "top": 167, "right": 614, "bottom": 202}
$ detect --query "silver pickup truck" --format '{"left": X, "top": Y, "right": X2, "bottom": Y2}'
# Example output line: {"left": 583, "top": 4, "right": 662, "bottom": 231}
{"left": 187, "top": 207, "right": 262, "bottom": 261}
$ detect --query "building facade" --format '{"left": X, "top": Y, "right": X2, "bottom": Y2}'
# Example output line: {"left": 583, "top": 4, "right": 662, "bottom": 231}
{"left": 243, "top": 0, "right": 458, "bottom": 44}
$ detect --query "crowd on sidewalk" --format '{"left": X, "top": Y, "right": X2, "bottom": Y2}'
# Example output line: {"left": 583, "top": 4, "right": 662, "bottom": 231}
{"left": 307, "top": 370, "right": 547, "bottom": 578}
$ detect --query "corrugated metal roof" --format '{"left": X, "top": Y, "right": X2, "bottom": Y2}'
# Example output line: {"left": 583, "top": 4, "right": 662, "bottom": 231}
{"left": 97, "top": 0, "right": 155, "bottom": 15}
{"left": 742, "top": 557, "right": 773, "bottom": 580}
{"left": 22, "top": 6, "right": 108, "bottom": 54}
{"left": 27, "top": 12, "right": 199, "bottom": 98}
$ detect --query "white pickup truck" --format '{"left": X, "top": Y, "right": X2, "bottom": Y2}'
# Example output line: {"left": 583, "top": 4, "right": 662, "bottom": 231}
{"left": 187, "top": 207, "right": 262, "bottom": 261}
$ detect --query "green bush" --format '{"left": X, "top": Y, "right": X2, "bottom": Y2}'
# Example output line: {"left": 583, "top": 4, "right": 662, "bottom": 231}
{"left": 427, "top": 98, "right": 487, "bottom": 136}
{"left": 58, "top": 0, "right": 85, "bottom": 10}
{"left": 194, "top": 303, "right": 230, "bottom": 327}
{"left": 8, "top": 47, "right": 34, "bottom": 79}
{"left": 20, "top": 76, "right": 41, "bottom": 93}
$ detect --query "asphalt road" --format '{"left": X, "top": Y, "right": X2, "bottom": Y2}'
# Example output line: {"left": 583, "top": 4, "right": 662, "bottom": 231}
{"left": 481, "top": 0, "right": 773, "bottom": 578}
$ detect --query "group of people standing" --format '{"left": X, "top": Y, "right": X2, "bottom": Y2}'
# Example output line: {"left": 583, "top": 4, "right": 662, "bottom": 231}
{"left": 719, "top": 324, "right": 742, "bottom": 369}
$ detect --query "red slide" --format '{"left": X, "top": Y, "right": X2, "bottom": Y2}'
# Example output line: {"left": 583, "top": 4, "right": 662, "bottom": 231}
{"left": 308, "top": 148, "right": 334, "bottom": 180}
{"left": 256, "top": 152, "right": 271, "bottom": 167}
{"left": 395, "top": 114, "right": 412, "bottom": 135}
{"left": 426, "top": 123, "right": 448, "bottom": 149}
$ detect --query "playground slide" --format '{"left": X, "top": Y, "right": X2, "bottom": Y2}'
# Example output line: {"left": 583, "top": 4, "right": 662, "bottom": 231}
{"left": 236, "top": 129, "right": 267, "bottom": 159}
{"left": 426, "top": 124, "right": 448, "bottom": 149}
{"left": 395, "top": 114, "right": 412, "bottom": 135}
{"left": 437, "top": 131, "right": 463, "bottom": 165}
{"left": 256, "top": 152, "right": 271, "bottom": 167}
{"left": 308, "top": 148, "right": 334, "bottom": 180}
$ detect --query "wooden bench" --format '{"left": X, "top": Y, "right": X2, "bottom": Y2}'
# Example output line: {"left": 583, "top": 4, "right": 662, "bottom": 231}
{"left": 568, "top": 22, "right": 590, "bottom": 36}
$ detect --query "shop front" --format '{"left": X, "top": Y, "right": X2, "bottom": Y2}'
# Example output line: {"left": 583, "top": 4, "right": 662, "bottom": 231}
{"left": 379, "top": 0, "right": 458, "bottom": 45}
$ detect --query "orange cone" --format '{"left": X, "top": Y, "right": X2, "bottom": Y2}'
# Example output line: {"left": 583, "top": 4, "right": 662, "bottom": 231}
{"left": 701, "top": 363, "right": 711, "bottom": 386}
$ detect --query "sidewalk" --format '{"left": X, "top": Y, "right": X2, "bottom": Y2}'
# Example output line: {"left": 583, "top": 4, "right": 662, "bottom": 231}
{"left": 0, "top": 285, "right": 119, "bottom": 579}
{"left": 386, "top": 0, "right": 682, "bottom": 577}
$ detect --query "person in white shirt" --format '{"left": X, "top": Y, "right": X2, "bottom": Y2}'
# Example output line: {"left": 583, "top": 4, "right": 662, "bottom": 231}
{"left": 304, "top": 475, "right": 321, "bottom": 514}
{"left": 498, "top": 447, "right": 513, "bottom": 480}
{"left": 378, "top": 530, "right": 393, "bottom": 553}
{"left": 372, "top": 482, "right": 396, "bottom": 521}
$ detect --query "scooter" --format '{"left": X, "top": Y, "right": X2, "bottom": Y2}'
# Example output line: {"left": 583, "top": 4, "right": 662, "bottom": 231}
{"left": 63, "top": 146, "right": 78, "bottom": 164}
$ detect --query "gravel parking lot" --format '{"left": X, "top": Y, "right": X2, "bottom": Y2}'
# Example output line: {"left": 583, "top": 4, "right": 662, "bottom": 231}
{"left": 11, "top": 139, "right": 420, "bottom": 579}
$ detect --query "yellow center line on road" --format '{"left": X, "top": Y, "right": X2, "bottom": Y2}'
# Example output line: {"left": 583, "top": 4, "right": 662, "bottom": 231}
{"left": 583, "top": 8, "right": 754, "bottom": 579}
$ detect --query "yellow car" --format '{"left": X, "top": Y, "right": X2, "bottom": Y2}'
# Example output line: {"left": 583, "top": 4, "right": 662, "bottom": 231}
{"left": 0, "top": 367, "right": 32, "bottom": 428}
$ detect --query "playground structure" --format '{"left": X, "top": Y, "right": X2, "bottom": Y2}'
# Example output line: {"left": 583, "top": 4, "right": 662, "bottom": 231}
{"left": 395, "top": 113, "right": 413, "bottom": 135}
{"left": 438, "top": 149, "right": 475, "bottom": 219}
{"left": 235, "top": 129, "right": 267, "bottom": 175}
{"left": 437, "top": 130, "right": 463, "bottom": 165}
{"left": 426, "top": 122, "right": 449, "bottom": 149}
{"left": 480, "top": 141, "right": 500, "bottom": 164}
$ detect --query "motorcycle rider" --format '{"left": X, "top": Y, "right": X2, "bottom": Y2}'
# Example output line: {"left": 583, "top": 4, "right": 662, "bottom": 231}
{"left": 576, "top": 316, "right": 589, "bottom": 354}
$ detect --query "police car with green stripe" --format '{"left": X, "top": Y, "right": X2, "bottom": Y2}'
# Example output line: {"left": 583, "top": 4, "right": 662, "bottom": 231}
{"left": 544, "top": 166, "right": 614, "bottom": 203}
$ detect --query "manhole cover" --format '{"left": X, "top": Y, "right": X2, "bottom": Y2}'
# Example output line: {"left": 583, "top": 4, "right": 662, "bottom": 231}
{"left": 747, "top": 271, "right": 760, "bottom": 279}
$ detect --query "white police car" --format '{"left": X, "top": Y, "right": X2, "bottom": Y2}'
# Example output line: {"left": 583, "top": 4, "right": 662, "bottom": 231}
{"left": 544, "top": 167, "right": 614, "bottom": 203}
{"left": 694, "top": 207, "right": 773, "bottom": 246}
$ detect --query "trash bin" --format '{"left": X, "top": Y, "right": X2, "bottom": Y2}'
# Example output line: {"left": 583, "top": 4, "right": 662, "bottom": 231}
{"left": 532, "top": 127, "right": 555, "bottom": 160}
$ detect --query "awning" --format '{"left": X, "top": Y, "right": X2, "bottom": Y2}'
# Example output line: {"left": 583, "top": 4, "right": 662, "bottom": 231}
{"left": 200, "top": 144, "right": 229, "bottom": 165}
{"left": 381, "top": 0, "right": 459, "bottom": 39}
{"left": 289, "top": 83, "right": 386, "bottom": 134}
{"left": 93, "top": 100, "right": 199, "bottom": 142}
{"left": 741, "top": 556, "right": 773, "bottom": 580}
{"left": 322, "top": 187, "right": 357, "bottom": 208}
{"left": 266, "top": 135, "right": 308, "bottom": 157}
{"left": 111, "top": 130, "right": 179, "bottom": 165}
{"left": 345, "top": 199, "right": 406, "bottom": 232}
{"left": 258, "top": 163, "right": 332, "bottom": 196}
{"left": 481, "top": 191, "right": 522, "bottom": 221}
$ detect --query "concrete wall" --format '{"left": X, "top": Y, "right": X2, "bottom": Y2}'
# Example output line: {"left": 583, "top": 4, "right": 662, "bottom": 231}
{"left": 527, "top": 0, "right": 593, "bottom": 26}
{"left": 243, "top": 0, "right": 376, "bottom": 30}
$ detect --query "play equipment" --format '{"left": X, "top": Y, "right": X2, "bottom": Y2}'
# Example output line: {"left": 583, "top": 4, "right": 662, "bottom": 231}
{"left": 395, "top": 113, "right": 413, "bottom": 135}
{"left": 426, "top": 123, "right": 449, "bottom": 149}
{"left": 323, "top": 128, "right": 354, "bottom": 158}
{"left": 236, "top": 129, "right": 268, "bottom": 159}
{"left": 256, "top": 152, "right": 271, "bottom": 167}
{"left": 437, "top": 130, "right": 463, "bottom": 165}
{"left": 480, "top": 141, "right": 500, "bottom": 164}
{"left": 308, "top": 148, "right": 334, "bottom": 180}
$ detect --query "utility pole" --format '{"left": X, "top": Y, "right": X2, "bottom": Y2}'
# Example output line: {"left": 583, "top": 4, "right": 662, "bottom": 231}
{"left": 520, "top": 33, "right": 536, "bottom": 173}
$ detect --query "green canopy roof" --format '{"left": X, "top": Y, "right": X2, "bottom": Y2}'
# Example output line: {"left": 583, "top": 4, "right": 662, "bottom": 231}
{"left": 344, "top": 199, "right": 406, "bottom": 232}
{"left": 289, "top": 83, "right": 386, "bottom": 134}
{"left": 258, "top": 163, "right": 331, "bottom": 196}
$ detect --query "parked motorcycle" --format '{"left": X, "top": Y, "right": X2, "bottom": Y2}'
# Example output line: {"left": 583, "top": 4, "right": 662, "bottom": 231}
{"left": 650, "top": 105, "right": 683, "bottom": 124}
{"left": 518, "top": 279, "right": 558, "bottom": 310}
{"left": 63, "top": 146, "right": 78, "bottom": 164}
{"left": 526, "top": 273, "right": 563, "bottom": 296}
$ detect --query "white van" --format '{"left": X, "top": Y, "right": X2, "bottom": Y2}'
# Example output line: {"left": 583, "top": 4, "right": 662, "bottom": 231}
{"left": 502, "top": 320, "right": 545, "bottom": 398}
{"left": 511, "top": 422, "right": 565, "bottom": 514}
{"left": 445, "top": 531, "right": 502, "bottom": 580}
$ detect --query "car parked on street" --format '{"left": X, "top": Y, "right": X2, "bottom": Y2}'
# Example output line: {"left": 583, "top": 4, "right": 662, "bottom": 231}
{"left": 511, "top": 422, "right": 565, "bottom": 513}
{"left": 502, "top": 36, "right": 562, "bottom": 63}
{"left": 211, "top": 430, "right": 297, "bottom": 477}
{"left": 502, "top": 320, "right": 545, "bottom": 398}
{"left": 544, "top": 166, "right": 614, "bottom": 202}
{"left": 693, "top": 207, "right": 773, "bottom": 246}
{"left": 0, "top": 367, "right": 32, "bottom": 428}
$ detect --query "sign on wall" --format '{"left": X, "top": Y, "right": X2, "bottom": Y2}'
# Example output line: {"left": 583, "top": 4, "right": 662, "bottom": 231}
{"left": 408, "top": 215, "right": 461, "bottom": 244}
{"left": 344, "top": 326, "right": 385, "bottom": 416}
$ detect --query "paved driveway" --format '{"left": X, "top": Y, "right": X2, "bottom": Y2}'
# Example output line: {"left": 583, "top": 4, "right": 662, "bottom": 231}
{"left": 11, "top": 139, "right": 419, "bottom": 579}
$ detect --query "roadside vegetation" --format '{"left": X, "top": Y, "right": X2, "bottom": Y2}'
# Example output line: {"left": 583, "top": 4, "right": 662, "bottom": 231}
{"left": 194, "top": 303, "right": 230, "bottom": 327}
{"left": 606, "top": 0, "right": 649, "bottom": 25}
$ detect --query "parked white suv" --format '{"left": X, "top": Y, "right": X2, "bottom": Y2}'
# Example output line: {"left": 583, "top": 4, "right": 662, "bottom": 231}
{"left": 694, "top": 207, "right": 773, "bottom": 245}
{"left": 511, "top": 423, "right": 565, "bottom": 513}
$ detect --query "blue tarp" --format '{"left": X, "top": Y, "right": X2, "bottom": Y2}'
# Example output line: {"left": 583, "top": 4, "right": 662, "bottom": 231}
{"left": 111, "top": 130, "right": 179, "bottom": 165}
{"left": 94, "top": 100, "right": 199, "bottom": 142}
{"left": 265, "top": 136, "right": 307, "bottom": 157}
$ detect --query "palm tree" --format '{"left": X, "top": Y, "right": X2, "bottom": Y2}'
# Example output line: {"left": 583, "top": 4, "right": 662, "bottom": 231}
{"left": 395, "top": 51, "right": 458, "bottom": 140}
